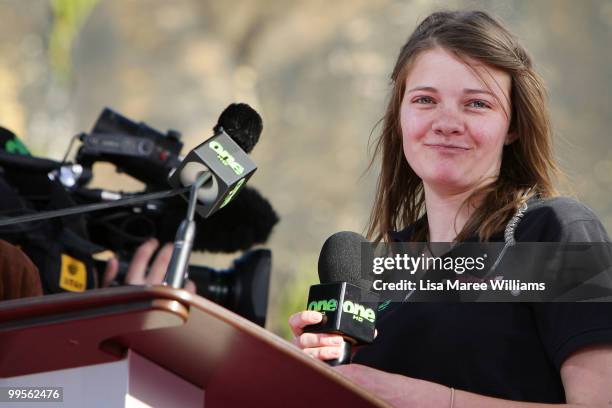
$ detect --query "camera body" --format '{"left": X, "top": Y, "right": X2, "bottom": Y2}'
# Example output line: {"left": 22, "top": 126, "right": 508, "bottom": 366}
{"left": 76, "top": 108, "right": 183, "bottom": 189}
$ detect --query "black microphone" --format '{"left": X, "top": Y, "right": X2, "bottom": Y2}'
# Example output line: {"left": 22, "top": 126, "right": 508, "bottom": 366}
{"left": 164, "top": 103, "right": 263, "bottom": 287}
{"left": 168, "top": 103, "right": 262, "bottom": 219}
{"left": 303, "top": 231, "right": 379, "bottom": 366}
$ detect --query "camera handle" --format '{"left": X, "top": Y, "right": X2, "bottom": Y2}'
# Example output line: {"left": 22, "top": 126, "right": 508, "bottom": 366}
{"left": 163, "top": 172, "right": 212, "bottom": 289}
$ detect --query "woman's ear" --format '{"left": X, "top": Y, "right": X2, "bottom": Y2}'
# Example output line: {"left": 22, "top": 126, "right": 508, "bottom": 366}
{"left": 504, "top": 132, "right": 518, "bottom": 145}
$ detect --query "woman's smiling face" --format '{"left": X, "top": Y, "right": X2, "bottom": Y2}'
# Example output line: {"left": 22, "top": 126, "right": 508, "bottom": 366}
{"left": 400, "top": 47, "right": 514, "bottom": 194}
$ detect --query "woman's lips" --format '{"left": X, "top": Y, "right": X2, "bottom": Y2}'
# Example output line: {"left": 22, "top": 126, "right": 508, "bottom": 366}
{"left": 424, "top": 143, "right": 470, "bottom": 152}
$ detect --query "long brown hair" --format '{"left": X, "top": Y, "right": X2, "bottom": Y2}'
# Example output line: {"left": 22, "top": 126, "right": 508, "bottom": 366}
{"left": 367, "top": 10, "right": 559, "bottom": 243}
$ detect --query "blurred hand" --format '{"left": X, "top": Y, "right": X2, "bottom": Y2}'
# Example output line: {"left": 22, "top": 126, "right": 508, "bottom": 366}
{"left": 103, "top": 238, "right": 196, "bottom": 293}
{"left": 288, "top": 311, "right": 346, "bottom": 361}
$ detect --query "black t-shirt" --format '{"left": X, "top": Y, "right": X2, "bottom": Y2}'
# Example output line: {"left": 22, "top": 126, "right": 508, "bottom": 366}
{"left": 352, "top": 197, "right": 612, "bottom": 403}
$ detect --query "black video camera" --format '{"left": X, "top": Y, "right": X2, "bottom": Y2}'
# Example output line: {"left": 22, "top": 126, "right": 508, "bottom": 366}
{"left": 0, "top": 108, "right": 277, "bottom": 327}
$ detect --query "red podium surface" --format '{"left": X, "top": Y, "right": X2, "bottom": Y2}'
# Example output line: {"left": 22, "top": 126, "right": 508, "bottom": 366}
{"left": 0, "top": 287, "right": 388, "bottom": 407}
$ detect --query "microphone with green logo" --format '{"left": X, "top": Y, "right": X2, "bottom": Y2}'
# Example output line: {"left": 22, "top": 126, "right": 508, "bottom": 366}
{"left": 304, "top": 231, "right": 379, "bottom": 366}
{"left": 164, "top": 103, "right": 261, "bottom": 288}
{"left": 167, "top": 103, "right": 260, "bottom": 219}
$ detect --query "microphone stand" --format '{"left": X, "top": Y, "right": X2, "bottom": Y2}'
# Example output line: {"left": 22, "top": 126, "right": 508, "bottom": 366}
{"left": 163, "top": 172, "right": 212, "bottom": 288}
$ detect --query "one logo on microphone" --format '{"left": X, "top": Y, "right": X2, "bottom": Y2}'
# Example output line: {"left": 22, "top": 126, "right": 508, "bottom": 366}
{"left": 308, "top": 298, "right": 338, "bottom": 313}
{"left": 208, "top": 141, "right": 245, "bottom": 175}
{"left": 308, "top": 298, "right": 376, "bottom": 323}
{"left": 220, "top": 177, "right": 246, "bottom": 208}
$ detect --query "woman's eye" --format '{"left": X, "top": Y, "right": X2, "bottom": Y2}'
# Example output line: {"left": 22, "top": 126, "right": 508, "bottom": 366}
{"left": 414, "top": 96, "right": 435, "bottom": 104}
{"left": 468, "top": 100, "right": 490, "bottom": 109}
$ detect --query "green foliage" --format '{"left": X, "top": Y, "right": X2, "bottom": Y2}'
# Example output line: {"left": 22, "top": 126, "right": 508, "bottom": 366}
{"left": 48, "top": 0, "right": 99, "bottom": 81}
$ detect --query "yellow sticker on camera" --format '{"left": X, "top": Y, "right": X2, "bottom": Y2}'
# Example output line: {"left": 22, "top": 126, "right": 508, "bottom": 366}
{"left": 59, "top": 254, "right": 87, "bottom": 292}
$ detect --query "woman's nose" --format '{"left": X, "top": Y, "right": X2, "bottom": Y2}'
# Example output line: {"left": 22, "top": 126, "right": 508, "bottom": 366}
{"left": 431, "top": 106, "right": 465, "bottom": 136}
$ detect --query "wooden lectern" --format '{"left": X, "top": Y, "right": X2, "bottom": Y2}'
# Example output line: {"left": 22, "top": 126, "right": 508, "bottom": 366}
{"left": 0, "top": 287, "right": 389, "bottom": 407}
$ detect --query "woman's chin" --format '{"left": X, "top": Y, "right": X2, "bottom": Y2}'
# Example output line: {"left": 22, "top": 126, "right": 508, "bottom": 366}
{"left": 421, "top": 173, "right": 474, "bottom": 193}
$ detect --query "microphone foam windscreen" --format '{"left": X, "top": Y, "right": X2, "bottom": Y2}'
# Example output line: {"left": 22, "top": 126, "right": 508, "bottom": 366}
{"left": 159, "top": 185, "right": 279, "bottom": 253}
{"left": 214, "top": 103, "right": 262, "bottom": 153}
{"left": 317, "top": 231, "right": 373, "bottom": 285}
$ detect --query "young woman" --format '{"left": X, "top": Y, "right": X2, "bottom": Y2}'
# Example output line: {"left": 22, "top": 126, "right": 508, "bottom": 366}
{"left": 289, "top": 10, "right": 612, "bottom": 406}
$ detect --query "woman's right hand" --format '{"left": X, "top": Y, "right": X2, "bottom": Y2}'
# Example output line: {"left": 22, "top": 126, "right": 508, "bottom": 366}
{"left": 288, "top": 311, "right": 345, "bottom": 361}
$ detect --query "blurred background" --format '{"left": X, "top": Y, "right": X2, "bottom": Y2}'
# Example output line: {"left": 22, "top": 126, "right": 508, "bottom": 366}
{"left": 0, "top": 0, "right": 610, "bottom": 337}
